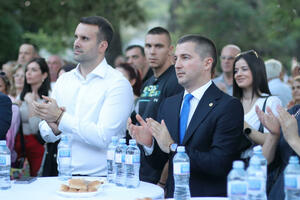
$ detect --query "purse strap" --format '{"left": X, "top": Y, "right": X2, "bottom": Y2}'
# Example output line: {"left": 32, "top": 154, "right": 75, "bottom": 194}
{"left": 258, "top": 96, "right": 269, "bottom": 133}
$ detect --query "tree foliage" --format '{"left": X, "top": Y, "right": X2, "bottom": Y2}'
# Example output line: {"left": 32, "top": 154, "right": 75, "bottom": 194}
{"left": 168, "top": 0, "right": 300, "bottom": 71}
{"left": 0, "top": 0, "right": 145, "bottom": 64}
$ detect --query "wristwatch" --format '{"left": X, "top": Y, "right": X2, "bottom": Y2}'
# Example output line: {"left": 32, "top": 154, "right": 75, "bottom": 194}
{"left": 244, "top": 128, "right": 252, "bottom": 136}
{"left": 169, "top": 143, "right": 178, "bottom": 153}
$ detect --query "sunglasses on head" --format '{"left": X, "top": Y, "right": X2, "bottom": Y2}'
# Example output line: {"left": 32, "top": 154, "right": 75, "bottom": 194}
{"left": 0, "top": 71, "right": 6, "bottom": 77}
{"left": 236, "top": 50, "right": 259, "bottom": 59}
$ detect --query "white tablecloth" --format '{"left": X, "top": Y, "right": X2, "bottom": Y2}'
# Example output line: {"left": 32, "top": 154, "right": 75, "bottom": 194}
{"left": 0, "top": 177, "right": 164, "bottom": 200}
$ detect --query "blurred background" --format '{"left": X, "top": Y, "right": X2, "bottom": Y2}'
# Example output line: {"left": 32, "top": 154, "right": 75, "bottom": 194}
{"left": 1, "top": 0, "right": 300, "bottom": 73}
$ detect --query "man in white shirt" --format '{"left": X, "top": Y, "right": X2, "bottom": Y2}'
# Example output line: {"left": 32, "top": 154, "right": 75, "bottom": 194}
{"left": 33, "top": 16, "right": 134, "bottom": 176}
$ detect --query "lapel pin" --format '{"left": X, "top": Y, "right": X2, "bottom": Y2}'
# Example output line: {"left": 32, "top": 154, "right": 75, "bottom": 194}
{"left": 209, "top": 102, "right": 213, "bottom": 107}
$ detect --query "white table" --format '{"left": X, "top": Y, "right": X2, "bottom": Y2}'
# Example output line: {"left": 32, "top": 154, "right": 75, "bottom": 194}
{"left": 167, "top": 198, "right": 228, "bottom": 200}
{"left": 0, "top": 177, "right": 164, "bottom": 200}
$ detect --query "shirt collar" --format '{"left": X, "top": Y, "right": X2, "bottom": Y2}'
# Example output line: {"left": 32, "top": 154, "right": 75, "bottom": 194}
{"left": 74, "top": 58, "right": 109, "bottom": 80}
{"left": 183, "top": 80, "right": 212, "bottom": 101}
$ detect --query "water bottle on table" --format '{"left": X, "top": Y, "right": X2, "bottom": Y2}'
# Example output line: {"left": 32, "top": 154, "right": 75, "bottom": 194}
{"left": 284, "top": 156, "right": 300, "bottom": 200}
{"left": 107, "top": 136, "right": 118, "bottom": 183}
{"left": 57, "top": 134, "right": 72, "bottom": 180}
{"left": 227, "top": 160, "right": 247, "bottom": 200}
{"left": 173, "top": 146, "right": 191, "bottom": 200}
{"left": 0, "top": 140, "right": 11, "bottom": 190}
{"left": 252, "top": 145, "right": 267, "bottom": 178}
{"left": 125, "top": 139, "right": 140, "bottom": 188}
{"left": 247, "top": 156, "right": 266, "bottom": 200}
{"left": 115, "top": 138, "right": 127, "bottom": 187}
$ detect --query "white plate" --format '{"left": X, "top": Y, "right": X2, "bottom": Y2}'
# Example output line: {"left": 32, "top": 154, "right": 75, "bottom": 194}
{"left": 56, "top": 177, "right": 106, "bottom": 198}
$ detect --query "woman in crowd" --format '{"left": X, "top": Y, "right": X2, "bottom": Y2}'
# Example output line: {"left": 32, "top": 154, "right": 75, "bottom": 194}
{"left": 57, "top": 63, "right": 76, "bottom": 78}
{"left": 232, "top": 50, "right": 281, "bottom": 157}
{"left": 11, "top": 64, "right": 25, "bottom": 102}
{"left": 16, "top": 58, "right": 50, "bottom": 176}
{"left": 116, "top": 63, "right": 142, "bottom": 101}
{"left": 0, "top": 72, "right": 20, "bottom": 163}
{"left": 256, "top": 104, "right": 300, "bottom": 199}
{"left": 287, "top": 75, "right": 300, "bottom": 109}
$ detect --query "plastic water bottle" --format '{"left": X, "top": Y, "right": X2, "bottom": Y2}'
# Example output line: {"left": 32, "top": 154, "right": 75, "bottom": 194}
{"left": 115, "top": 138, "right": 127, "bottom": 187}
{"left": 227, "top": 161, "right": 247, "bottom": 200}
{"left": 125, "top": 139, "right": 140, "bottom": 188}
{"left": 252, "top": 146, "right": 267, "bottom": 178}
{"left": 284, "top": 156, "right": 300, "bottom": 199}
{"left": 107, "top": 136, "right": 118, "bottom": 183}
{"left": 247, "top": 156, "right": 266, "bottom": 200}
{"left": 57, "top": 134, "right": 72, "bottom": 180}
{"left": 0, "top": 140, "right": 11, "bottom": 190}
{"left": 173, "top": 146, "right": 191, "bottom": 200}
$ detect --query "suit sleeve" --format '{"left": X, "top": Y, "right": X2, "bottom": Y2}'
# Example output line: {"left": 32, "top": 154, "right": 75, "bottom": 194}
{"left": 0, "top": 94, "right": 12, "bottom": 140}
{"left": 187, "top": 98, "right": 244, "bottom": 177}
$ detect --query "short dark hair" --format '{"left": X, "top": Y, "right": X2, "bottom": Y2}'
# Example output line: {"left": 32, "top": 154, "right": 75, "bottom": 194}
{"left": 80, "top": 16, "right": 114, "bottom": 47}
{"left": 116, "top": 63, "right": 142, "bottom": 96}
{"left": 125, "top": 45, "right": 145, "bottom": 56}
{"left": 21, "top": 42, "right": 39, "bottom": 54}
{"left": 147, "top": 27, "right": 171, "bottom": 45}
{"left": 177, "top": 34, "right": 217, "bottom": 71}
{"left": 20, "top": 58, "right": 51, "bottom": 101}
{"left": 233, "top": 50, "right": 271, "bottom": 100}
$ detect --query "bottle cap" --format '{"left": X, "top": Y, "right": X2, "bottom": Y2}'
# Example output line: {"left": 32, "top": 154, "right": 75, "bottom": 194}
{"left": 111, "top": 136, "right": 118, "bottom": 142}
{"left": 233, "top": 160, "right": 244, "bottom": 169}
{"left": 177, "top": 146, "right": 185, "bottom": 152}
{"left": 119, "top": 138, "right": 126, "bottom": 144}
{"left": 129, "top": 139, "right": 136, "bottom": 145}
{"left": 0, "top": 140, "right": 6, "bottom": 145}
{"left": 289, "top": 156, "right": 299, "bottom": 164}
{"left": 253, "top": 145, "right": 262, "bottom": 152}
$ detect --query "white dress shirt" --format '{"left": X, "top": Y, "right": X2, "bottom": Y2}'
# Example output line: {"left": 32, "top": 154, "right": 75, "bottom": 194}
{"left": 39, "top": 59, "right": 134, "bottom": 176}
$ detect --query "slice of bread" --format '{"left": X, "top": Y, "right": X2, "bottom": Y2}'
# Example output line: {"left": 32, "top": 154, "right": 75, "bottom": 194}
{"left": 68, "top": 179, "right": 88, "bottom": 190}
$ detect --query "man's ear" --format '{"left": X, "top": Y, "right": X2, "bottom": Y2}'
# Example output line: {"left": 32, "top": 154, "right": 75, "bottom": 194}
{"left": 204, "top": 57, "right": 213, "bottom": 72}
{"left": 168, "top": 45, "right": 174, "bottom": 56}
{"left": 98, "top": 41, "right": 108, "bottom": 53}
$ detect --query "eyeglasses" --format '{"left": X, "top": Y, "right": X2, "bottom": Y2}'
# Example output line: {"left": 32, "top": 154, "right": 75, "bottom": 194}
{"left": 235, "top": 50, "right": 259, "bottom": 58}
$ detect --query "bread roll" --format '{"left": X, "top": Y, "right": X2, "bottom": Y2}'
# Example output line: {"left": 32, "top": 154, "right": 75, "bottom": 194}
{"left": 68, "top": 179, "right": 88, "bottom": 190}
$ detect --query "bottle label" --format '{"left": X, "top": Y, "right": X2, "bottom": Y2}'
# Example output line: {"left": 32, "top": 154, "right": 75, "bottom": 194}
{"left": 125, "top": 155, "right": 140, "bottom": 164}
{"left": 228, "top": 181, "right": 247, "bottom": 196}
{"left": 248, "top": 177, "right": 265, "bottom": 194}
{"left": 115, "top": 153, "right": 123, "bottom": 163}
{"left": 59, "top": 149, "right": 71, "bottom": 158}
{"left": 107, "top": 150, "right": 114, "bottom": 160}
{"left": 0, "top": 155, "right": 10, "bottom": 166}
{"left": 285, "top": 175, "right": 300, "bottom": 189}
{"left": 174, "top": 162, "right": 189, "bottom": 175}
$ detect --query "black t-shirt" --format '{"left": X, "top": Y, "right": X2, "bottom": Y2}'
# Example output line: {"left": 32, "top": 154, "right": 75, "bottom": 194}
{"left": 138, "top": 65, "right": 183, "bottom": 121}
{"left": 136, "top": 65, "right": 183, "bottom": 184}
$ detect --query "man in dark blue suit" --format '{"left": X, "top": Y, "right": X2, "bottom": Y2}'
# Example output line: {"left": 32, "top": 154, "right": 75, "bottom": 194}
{"left": 0, "top": 92, "right": 12, "bottom": 140}
{"left": 129, "top": 35, "right": 244, "bottom": 198}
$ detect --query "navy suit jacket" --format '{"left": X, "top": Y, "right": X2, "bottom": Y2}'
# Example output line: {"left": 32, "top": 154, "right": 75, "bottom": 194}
{"left": 0, "top": 92, "right": 12, "bottom": 140}
{"left": 146, "top": 83, "right": 244, "bottom": 197}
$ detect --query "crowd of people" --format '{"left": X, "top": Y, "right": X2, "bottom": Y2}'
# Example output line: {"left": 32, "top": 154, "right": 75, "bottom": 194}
{"left": 0, "top": 15, "right": 300, "bottom": 199}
